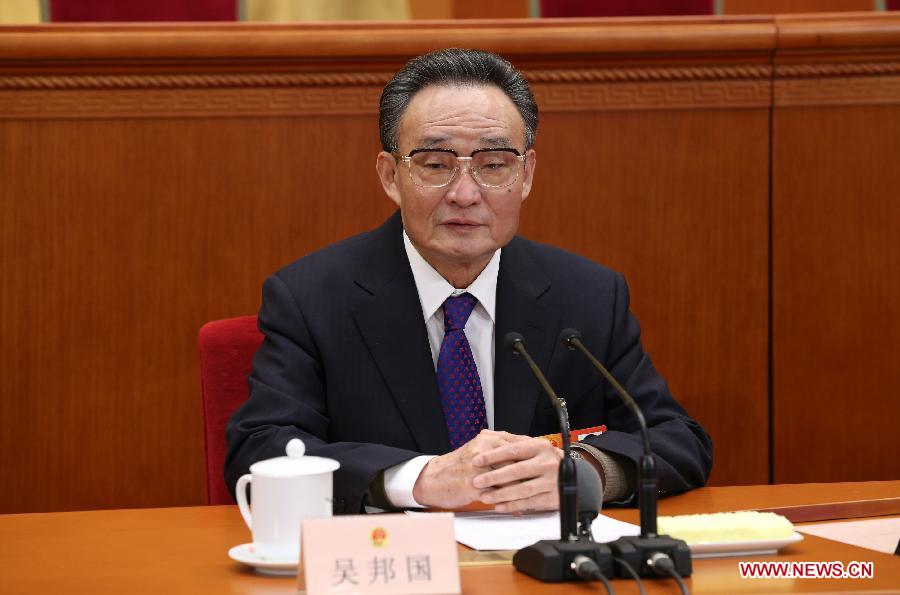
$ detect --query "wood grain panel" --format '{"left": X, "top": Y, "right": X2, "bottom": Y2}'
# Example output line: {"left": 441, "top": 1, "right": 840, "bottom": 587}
{"left": 772, "top": 104, "right": 900, "bottom": 483}
{"left": 2, "top": 14, "right": 898, "bottom": 512}
{"left": 0, "top": 19, "right": 776, "bottom": 60}
{"left": 775, "top": 11, "right": 900, "bottom": 48}
{"left": 3, "top": 490, "right": 900, "bottom": 595}
{"left": 524, "top": 109, "right": 770, "bottom": 487}
{"left": 772, "top": 12, "right": 900, "bottom": 485}
{"left": 0, "top": 116, "right": 391, "bottom": 512}
{"left": 0, "top": 17, "right": 777, "bottom": 512}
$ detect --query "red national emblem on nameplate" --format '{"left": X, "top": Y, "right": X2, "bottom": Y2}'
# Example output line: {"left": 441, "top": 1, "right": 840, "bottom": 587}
{"left": 371, "top": 526, "right": 388, "bottom": 548}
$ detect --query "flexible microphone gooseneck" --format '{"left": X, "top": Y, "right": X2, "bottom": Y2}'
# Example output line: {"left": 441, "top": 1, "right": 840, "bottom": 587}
{"left": 503, "top": 332, "right": 577, "bottom": 541}
{"left": 504, "top": 332, "right": 613, "bottom": 583}
{"left": 559, "top": 328, "right": 656, "bottom": 535}
{"left": 559, "top": 328, "right": 692, "bottom": 580}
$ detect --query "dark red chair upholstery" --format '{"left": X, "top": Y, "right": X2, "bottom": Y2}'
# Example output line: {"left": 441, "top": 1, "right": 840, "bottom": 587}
{"left": 199, "top": 316, "right": 263, "bottom": 505}
{"left": 541, "top": 0, "right": 712, "bottom": 17}
{"left": 50, "top": 0, "right": 237, "bottom": 22}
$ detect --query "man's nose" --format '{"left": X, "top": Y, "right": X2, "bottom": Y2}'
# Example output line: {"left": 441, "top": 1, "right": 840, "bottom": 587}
{"left": 445, "top": 164, "right": 482, "bottom": 206}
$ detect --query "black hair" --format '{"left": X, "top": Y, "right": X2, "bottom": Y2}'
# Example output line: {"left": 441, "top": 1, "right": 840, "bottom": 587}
{"left": 379, "top": 48, "right": 538, "bottom": 153}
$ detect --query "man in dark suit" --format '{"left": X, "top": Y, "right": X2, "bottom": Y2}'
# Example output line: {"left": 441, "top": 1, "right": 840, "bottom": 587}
{"left": 226, "top": 49, "right": 712, "bottom": 515}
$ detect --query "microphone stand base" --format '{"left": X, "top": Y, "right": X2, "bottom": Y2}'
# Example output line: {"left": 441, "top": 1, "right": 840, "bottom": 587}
{"left": 608, "top": 534, "right": 693, "bottom": 577}
{"left": 513, "top": 539, "right": 613, "bottom": 582}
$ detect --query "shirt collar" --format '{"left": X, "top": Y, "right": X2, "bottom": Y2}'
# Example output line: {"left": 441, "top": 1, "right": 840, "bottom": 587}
{"left": 403, "top": 230, "right": 499, "bottom": 324}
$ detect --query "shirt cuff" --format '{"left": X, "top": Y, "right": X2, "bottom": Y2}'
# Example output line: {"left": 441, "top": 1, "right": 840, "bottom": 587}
{"left": 382, "top": 455, "right": 436, "bottom": 509}
{"left": 571, "top": 443, "right": 632, "bottom": 502}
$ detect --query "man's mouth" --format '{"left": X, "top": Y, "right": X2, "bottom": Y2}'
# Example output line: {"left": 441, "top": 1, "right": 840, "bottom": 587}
{"left": 443, "top": 219, "right": 482, "bottom": 227}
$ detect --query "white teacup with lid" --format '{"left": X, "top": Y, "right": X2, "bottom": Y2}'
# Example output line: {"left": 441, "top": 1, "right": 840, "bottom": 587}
{"left": 235, "top": 438, "right": 340, "bottom": 561}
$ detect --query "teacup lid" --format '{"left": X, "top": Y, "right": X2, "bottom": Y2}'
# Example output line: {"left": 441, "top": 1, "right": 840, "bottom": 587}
{"left": 248, "top": 439, "right": 340, "bottom": 477}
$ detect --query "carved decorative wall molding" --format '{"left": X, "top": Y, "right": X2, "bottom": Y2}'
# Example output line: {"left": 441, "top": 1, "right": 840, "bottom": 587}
{"left": 0, "top": 64, "right": 770, "bottom": 91}
{"left": 776, "top": 75, "right": 900, "bottom": 107}
{"left": 0, "top": 87, "right": 384, "bottom": 119}
{"left": 8, "top": 60, "right": 898, "bottom": 117}
{"left": 525, "top": 65, "right": 771, "bottom": 83}
{"left": 0, "top": 64, "right": 773, "bottom": 119}
{"left": 533, "top": 80, "right": 771, "bottom": 111}
{"left": 777, "top": 61, "right": 900, "bottom": 79}
{"left": 0, "top": 72, "right": 394, "bottom": 90}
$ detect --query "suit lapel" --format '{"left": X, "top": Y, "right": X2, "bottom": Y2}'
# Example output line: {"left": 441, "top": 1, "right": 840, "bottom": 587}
{"left": 350, "top": 213, "right": 451, "bottom": 455}
{"left": 493, "top": 239, "right": 561, "bottom": 436}
{"left": 349, "top": 215, "right": 560, "bottom": 449}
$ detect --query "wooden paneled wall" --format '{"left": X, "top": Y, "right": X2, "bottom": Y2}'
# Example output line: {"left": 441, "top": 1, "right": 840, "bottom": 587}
{"left": 0, "top": 14, "right": 897, "bottom": 513}
{"left": 772, "top": 14, "right": 900, "bottom": 483}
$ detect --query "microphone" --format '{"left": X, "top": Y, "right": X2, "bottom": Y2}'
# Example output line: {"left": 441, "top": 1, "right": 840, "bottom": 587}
{"left": 504, "top": 332, "right": 612, "bottom": 583}
{"left": 560, "top": 328, "right": 655, "bottom": 533}
{"left": 574, "top": 458, "right": 603, "bottom": 540}
{"left": 560, "top": 328, "right": 692, "bottom": 579}
{"left": 503, "top": 332, "right": 577, "bottom": 541}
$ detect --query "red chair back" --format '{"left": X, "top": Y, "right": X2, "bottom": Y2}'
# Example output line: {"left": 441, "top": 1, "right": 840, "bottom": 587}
{"left": 50, "top": 0, "right": 237, "bottom": 21}
{"left": 198, "top": 316, "right": 263, "bottom": 505}
{"left": 540, "top": 0, "right": 712, "bottom": 17}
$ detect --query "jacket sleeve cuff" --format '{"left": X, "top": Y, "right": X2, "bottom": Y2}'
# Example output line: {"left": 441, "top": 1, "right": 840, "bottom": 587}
{"left": 571, "top": 443, "right": 633, "bottom": 502}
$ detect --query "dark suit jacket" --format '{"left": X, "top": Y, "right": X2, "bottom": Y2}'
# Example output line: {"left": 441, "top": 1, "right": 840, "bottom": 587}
{"left": 225, "top": 211, "right": 712, "bottom": 513}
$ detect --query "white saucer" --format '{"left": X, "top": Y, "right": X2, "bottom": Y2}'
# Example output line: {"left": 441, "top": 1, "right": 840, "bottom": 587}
{"left": 690, "top": 531, "right": 805, "bottom": 559}
{"left": 228, "top": 543, "right": 298, "bottom": 576}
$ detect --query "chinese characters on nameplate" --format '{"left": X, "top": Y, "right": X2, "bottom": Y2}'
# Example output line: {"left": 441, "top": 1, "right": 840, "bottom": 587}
{"left": 299, "top": 513, "right": 460, "bottom": 594}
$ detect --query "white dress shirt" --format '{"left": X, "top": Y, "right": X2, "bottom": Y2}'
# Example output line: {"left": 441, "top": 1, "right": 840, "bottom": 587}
{"left": 381, "top": 232, "right": 500, "bottom": 508}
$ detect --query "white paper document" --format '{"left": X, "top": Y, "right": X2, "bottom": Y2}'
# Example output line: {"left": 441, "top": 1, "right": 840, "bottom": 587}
{"left": 798, "top": 517, "right": 900, "bottom": 555}
{"left": 446, "top": 511, "right": 640, "bottom": 551}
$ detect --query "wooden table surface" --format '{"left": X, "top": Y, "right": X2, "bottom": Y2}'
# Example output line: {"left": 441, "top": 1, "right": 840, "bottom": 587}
{"left": 1, "top": 481, "right": 898, "bottom": 594}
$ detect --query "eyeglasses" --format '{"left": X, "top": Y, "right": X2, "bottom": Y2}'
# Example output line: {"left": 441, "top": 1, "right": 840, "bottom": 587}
{"left": 398, "top": 148, "right": 526, "bottom": 189}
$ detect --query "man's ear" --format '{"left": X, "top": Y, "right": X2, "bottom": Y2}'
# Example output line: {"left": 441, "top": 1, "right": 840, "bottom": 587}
{"left": 376, "top": 151, "right": 402, "bottom": 207}
{"left": 520, "top": 149, "right": 537, "bottom": 201}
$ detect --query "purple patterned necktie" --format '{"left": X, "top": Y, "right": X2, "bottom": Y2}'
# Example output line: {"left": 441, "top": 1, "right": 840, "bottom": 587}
{"left": 437, "top": 293, "right": 487, "bottom": 449}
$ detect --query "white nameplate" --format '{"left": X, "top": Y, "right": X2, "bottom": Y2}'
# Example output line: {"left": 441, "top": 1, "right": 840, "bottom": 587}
{"left": 299, "top": 512, "right": 460, "bottom": 594}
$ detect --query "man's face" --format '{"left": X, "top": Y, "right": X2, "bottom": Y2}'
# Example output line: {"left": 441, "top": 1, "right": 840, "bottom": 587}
{"left": 376, "top": 84, "right": 536, "bottom": 280}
